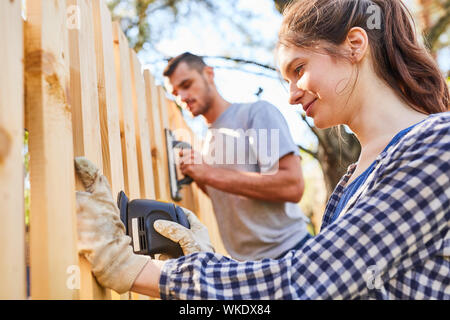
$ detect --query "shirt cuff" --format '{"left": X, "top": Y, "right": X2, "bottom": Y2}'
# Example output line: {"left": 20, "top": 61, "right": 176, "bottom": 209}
{"left": 158, "top": 257, "right": 181, "bottom": 300}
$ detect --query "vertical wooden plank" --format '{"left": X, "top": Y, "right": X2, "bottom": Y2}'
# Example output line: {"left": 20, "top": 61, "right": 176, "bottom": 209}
{"left": 143, "top": 71, "right": 170, "bottom": 201}
{"left": 129, "top": 52, "right": 156, "bottom": 301}
{"left": 67, "top": 0, "right": 111, "bottom": 300}
{"left": 68, "top": 0, "right": 103, "bottom": 166}
{"left": 92, "top": 0, "right": 129, "bottom": 300}
{"left": 129, "top": 50, "right": 156, "bottom": 200}
{"left": 113, "top": 24, "right": 151, "bottom": 300}
{"left": 92, "top": 0, "right": 124, "bottom": 200}
{"left": 0, "top": 0, "right": 26, "bottom": 300}
{"left": 25, "top": 0, "right": 79, "bottom": 299}
{"left": 113, "top": 22, "right": 140, "bottom": 201}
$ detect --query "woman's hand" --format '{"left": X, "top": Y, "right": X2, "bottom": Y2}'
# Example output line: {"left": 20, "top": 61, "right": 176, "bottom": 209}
{"left": 74, "top": 157, "right": 150, "bottom": 294}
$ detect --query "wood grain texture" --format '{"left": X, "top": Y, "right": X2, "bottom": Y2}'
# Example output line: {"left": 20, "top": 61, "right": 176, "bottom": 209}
{"left": 25, "top": 0, "right": 79, "bottom": 300}
{"left": 92, "top": 0, "right": 125, "bottom": 200}
{"left": 67, "top": 0, "right": 111, "bottom": 300}
{"left": 113, "top": 22, "right": 140, "bottom": 200}
{"left": 129, "top": 50, "right": 156, "bottom": 200}
{"left": 0, "top": 0, "right": 26, "bottom": 300}
{"left": 143, "top": 71, "right": 170, "bottom": 201}
{"left": 92, "top": 0, "right": 128, "bottom": 299}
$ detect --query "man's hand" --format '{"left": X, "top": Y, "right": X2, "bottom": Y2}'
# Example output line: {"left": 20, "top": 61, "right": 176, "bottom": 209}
{"left": 74, "top": 157, "right": 150, "bottom": 294}
{"left": 179, "top": 149, "right": 211, "bottom": 185}
{"left": 153, "top": 207, "right": 215, "bottom": 255}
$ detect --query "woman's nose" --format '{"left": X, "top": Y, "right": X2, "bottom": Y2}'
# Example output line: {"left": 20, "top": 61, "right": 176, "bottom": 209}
{"left": 288, "top": 83, "right": 304, "bottom": 105}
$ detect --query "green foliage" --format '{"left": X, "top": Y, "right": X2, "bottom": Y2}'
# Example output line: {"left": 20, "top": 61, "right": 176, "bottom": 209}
{"left": 106, "top": 0, "right": 250, "bottom": 53}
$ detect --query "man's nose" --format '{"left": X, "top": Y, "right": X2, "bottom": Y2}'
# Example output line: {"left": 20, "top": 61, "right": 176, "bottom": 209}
{"left": 179, "top": 91, "right": 189, "bottom": 103}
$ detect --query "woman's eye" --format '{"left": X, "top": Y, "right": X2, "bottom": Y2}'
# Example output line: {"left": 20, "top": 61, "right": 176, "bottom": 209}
{"left": 295, "top": 65, "right": 304, "bottom": 75}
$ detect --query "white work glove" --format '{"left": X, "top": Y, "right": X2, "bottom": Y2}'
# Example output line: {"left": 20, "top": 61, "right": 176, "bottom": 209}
{"left": 153, "top": 208, "right": 215, "bottom": 256}
{"left": 74, "top": 157, "right": 150, "bottom": 294}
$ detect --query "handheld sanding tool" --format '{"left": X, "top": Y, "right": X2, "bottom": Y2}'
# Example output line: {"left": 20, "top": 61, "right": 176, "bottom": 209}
{"left": 165, "top": 128, "right": 193, "bottom": 201}
{"left": 117, "top": 191, "right": 190, "bottom": 259}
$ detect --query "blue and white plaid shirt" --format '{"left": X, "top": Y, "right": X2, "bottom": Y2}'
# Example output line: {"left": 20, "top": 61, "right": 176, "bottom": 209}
{"left": 159, "top": 112, "right": 450, "bottom": 300}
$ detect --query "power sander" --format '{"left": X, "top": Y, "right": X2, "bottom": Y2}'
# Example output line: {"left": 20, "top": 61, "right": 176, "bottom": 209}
{"left": 117, "top": 191, "right": 190, "bottom": 259}
{"left": 165, "top": 128, "right": 193, "bottom": 201}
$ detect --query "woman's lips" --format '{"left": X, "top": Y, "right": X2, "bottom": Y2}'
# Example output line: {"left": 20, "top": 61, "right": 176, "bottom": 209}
{"left": 303, "top": 99, "right": 317, "bottom": 116}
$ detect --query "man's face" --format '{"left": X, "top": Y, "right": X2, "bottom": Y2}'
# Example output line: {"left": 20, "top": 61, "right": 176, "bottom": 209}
{"left": 165, "top": 62, "right": 214, "bottom": 117}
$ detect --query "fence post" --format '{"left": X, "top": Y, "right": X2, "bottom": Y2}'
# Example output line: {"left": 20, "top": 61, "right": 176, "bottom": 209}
{"left": 113, "top": 22, "right": 153, "bottom": 300}
{"left": 143, "top": 71, "right": 171, "bottom": 201}
{"left": 0, "top": 0, "right": 26, "bottom": 300}
{"left": 92, "top": 0, "right": 131, "bottom": 300}
{"left": 92, "top": 0, "right": 125, "bottom": 201}
{"left": 67, "top": 0, "right": 111, "bottom": 300}
{"left": 129, "top": 50, "right": 156, "bottom": 200}
{"left": 25, "top": 0, "right": 79, "bottom": 299}
{"left": 113, "top": 22, "right": 141, "bottom": 201}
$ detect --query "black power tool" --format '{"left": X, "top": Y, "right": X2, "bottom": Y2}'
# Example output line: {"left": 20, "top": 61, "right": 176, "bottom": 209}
{"left": 165, "top": 128, "right": 193, "bottom": 201}
{"left": 117, "top": 191, "right": 190, "bottom": 259}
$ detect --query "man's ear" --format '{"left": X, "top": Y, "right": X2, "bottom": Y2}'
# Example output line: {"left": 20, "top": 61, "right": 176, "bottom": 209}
{"left": 164, "top": 77, "right": 174, "bottom": 96}
{"left": 345, "top": 27, "right": 369, "bottom": 63}
{"left": 203, "top": 66, "right": 215, "bottom": 83}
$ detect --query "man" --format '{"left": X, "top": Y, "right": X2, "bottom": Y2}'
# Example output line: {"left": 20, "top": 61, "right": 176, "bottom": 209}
{"left": 161, "top": 52, "right": 311, "bottom": 261}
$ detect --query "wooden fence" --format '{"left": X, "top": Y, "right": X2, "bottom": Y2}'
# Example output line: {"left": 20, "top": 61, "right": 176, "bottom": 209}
{"left": 0, "top": 0, "right": 226, "bottom": 300}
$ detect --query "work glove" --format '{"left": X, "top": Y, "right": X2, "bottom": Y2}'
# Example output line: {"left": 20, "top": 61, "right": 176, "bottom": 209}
{"left": 153, "top": 208, "right": 215, "bottom": 255}
{"left": 74, "top": 157, "right": 150, "bottom": 294}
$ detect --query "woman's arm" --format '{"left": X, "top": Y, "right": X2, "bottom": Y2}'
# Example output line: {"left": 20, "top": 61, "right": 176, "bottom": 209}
{"left": 140, "top": 115, "right": 450, "bottom": 300}
{"left": 131, "top": 260, "right": 166, "bottom": 298}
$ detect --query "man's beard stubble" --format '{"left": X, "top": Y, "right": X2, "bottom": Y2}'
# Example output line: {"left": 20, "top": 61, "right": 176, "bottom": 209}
{"left": 195, "top": 77, "right": 213, "bottom": 116}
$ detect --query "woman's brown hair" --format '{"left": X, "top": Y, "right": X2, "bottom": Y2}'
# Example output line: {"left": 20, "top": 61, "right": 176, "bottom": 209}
{"left": 278, "top": 0, "right": 449, "bottom": 114}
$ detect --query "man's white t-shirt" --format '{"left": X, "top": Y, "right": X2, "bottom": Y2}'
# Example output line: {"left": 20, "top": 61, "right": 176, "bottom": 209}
{"left": 203, "top": 101, "right": 310, "bottom": 261}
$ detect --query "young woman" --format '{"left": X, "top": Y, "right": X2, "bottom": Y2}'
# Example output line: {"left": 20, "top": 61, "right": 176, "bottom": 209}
{"left": 75, "top": 0, "right": 449, "bottom": 299}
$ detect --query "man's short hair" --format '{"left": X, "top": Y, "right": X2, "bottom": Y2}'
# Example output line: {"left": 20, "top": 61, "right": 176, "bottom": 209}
{"left": 163, "top": 52, "right": 207, "bottom": 77}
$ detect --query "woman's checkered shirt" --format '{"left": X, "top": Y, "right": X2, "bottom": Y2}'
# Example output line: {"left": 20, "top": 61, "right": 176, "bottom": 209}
{"left": 159, "top": 112, "right": 450, "bottom": 300}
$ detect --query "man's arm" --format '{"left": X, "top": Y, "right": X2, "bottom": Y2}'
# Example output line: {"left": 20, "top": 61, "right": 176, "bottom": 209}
{"left": 195, "top": 181, "right": 209, "bottom": 196}
{"left": 181, "top": 151, "right": 304, "bottom": 203}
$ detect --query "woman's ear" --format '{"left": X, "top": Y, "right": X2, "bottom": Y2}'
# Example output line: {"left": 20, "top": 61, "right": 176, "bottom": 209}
{"left": 345, "top": 27, "right": 369, "bottom": 63}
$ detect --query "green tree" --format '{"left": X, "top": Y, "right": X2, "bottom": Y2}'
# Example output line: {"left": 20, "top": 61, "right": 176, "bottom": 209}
{"left": 417, "top": 0, "right": 450, "bottom": 54}
{"left": 107, "top": 0, "right": 251, "bottom": 53}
